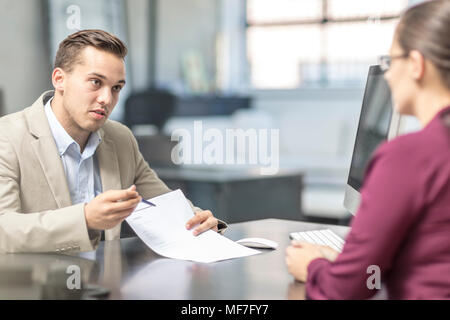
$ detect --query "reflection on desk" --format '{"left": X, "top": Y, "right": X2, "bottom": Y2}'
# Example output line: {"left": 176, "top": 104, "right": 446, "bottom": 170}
{"left": 1, "top": 219, "right": 350, "bottom": 300}
{"left": 90, "top": 218, "right": 350, "bottom": 299}
{"left": 0, "top": 251, "right": 100, "bottom": 299}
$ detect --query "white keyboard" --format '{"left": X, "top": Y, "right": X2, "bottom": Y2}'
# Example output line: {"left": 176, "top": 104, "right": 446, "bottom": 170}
{"left": 289, "top": 229, "right": 345, "bottom": 252}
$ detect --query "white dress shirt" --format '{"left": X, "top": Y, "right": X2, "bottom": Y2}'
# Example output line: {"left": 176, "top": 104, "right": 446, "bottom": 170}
{"left": 44, "top": 98, "right": 103, "bottom": 205}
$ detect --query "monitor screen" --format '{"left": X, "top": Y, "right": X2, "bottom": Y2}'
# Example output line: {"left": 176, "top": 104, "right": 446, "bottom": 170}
{"left": 347, "top": 65, "right": 393, "bottom": 191}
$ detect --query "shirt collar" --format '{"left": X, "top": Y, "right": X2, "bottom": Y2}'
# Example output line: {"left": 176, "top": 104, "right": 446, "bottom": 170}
{"left": 44, "top": 97, "right": 102, "bottom": 157}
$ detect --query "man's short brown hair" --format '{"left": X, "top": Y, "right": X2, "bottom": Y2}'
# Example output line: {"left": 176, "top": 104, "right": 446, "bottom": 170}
{"left": 54, "top": 29, "right": 128, "bottom": 73}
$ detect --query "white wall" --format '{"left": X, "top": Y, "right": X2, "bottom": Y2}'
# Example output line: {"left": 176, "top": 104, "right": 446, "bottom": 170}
{"left": 125, "top": 0, "right": 152, "bottom": 91}
{"left": 155, "top": 0, "right": 218, "bottom": 91}
{"left": 0, "top": 0, "right": 52, "bottom": 115}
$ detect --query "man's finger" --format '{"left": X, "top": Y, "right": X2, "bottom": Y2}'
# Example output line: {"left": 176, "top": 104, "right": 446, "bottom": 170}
{"left": 108, "top": 196, "right": 141, "bottom": 213}
{"left": 103, "top": 189, "right": 140, "bottom": 202}
{"left": 185, "top": 210, "right": 211, "bottom": 230}
{"left": 111, "top": 210, "right": 135, "bottom": 224}
{"left": 192, "top": 217, "right": 218, "bottom": 236}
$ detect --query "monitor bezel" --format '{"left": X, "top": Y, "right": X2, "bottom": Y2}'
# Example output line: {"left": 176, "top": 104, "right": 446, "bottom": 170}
{"left": 343, "top": 65, "right": 400, "bottom": 215}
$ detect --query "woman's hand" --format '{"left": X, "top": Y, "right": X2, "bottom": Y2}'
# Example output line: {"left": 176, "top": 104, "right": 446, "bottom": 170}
{"left": 285, "top": 241, "right": 339, "bottom": 282}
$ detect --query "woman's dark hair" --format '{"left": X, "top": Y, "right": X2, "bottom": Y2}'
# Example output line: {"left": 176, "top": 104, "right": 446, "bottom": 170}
{"left": 396, "top": 0, "right": 450, "bottom": 89}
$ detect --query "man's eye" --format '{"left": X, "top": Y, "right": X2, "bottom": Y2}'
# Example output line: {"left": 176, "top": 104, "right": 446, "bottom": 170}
{"left": 113, "top": 86, "right": 123, "bottom": 92}
{"left": 91, "top": 79, "right": 101, "bottom": 86}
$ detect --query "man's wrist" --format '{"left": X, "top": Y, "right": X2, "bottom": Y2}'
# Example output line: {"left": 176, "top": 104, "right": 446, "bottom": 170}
{"left": 81, "top": 202, "right": 101, "bottom": 242}
{"left": 217, "top": 219, "right": 228, "bottom": 234}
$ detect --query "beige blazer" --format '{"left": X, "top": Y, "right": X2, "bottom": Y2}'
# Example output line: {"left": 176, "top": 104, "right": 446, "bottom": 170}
{"left": 0, "top": 91, "right": 215, "bottom": 253}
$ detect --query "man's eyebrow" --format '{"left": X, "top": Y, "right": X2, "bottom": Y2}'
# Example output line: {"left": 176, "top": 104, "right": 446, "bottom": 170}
{"left": 88, "top": 72, "right": 126, "bottom": 84}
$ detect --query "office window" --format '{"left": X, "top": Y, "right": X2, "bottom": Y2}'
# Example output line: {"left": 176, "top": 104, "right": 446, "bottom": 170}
{"left": 246, "top": 0, "right": 408, "bottom": 89}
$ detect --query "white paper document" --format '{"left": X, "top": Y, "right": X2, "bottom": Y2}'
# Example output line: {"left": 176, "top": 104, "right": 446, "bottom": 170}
{"left": 125, "top": 189, "right": 260, "bottom": 263}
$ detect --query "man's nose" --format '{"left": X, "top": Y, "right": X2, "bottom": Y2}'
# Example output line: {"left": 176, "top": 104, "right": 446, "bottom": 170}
{"left": 97, "top": 87, "right": 113, "bottom": 106}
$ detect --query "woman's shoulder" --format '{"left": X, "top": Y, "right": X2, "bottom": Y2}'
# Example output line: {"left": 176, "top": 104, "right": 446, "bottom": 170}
{"left": 369, "top": 125, "right": 449, "bottom": 182}
{"left": 374, "top": 130, "right": 424, "bottom": 160}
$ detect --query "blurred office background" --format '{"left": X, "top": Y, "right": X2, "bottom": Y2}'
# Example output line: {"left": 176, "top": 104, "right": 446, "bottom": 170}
{"left": 0, "top": 0, "right": 424, "bottom": 225}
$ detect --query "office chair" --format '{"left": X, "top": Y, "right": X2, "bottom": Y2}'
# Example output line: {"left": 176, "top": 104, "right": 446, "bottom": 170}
{"left": 124, "top": 88, "right": 176, "bottom": 131}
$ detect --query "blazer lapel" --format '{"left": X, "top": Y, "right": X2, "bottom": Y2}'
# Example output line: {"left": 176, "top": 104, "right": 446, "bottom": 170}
{"left": 27, "top": 91, "right": 72, "bottom": 208}
{"left": 96, "top": 130, "right": 122, "bottom": 240}
{"left": 96, "top": 132, "right": 122, "bottom": 192}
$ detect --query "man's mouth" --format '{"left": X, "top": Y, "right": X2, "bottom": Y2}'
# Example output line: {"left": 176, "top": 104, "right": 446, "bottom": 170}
{"left": 92, "top": 109, "right": 106, "bottom": 116}
{"left": 90, "top": 109, "right": 108, "bottom": 120}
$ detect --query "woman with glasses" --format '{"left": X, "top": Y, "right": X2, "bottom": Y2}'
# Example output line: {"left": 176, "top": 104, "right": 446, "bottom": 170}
{"left": 285, "top": 0, "right": 450, "bottom": 299}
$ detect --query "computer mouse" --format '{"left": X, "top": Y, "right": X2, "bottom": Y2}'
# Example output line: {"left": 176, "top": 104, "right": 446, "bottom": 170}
{"left": 236, "top": 237, "right": 278, "bottom": 249}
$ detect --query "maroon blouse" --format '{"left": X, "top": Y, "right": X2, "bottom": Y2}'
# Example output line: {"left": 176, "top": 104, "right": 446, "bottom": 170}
{"left": 306, "top": 106, "right": 450, "bottom": 299}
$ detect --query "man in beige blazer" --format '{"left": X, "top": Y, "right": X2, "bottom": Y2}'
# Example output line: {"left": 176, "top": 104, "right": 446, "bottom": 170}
{"left": 0, "top": 30, "right": 225, "bottom": 254}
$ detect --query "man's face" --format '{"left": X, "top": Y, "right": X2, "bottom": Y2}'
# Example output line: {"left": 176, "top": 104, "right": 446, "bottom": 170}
{"left": 56, "top": 46, "right": 126, "bottom": 135}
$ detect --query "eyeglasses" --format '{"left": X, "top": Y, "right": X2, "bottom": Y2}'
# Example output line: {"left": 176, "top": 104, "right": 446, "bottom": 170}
{"left": 378, "top": 54, "right": 409, "bottom": 72}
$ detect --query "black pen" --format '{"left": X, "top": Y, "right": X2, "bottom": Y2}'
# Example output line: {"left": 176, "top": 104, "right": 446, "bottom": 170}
{"left": 141, "top": 198, "right": 156, "bottom": 207}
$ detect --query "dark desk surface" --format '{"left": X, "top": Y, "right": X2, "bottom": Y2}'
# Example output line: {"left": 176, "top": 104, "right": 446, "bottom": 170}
{"left": 78, "top": 218, "right": 350, "bottom": 299}
{"left": 0, "top": 219, "right": 350, "bottom": 299}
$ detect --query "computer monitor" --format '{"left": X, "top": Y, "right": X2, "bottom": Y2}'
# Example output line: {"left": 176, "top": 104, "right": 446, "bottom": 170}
{"left": 343, "top": 65, "right": 401, "bottom": 215}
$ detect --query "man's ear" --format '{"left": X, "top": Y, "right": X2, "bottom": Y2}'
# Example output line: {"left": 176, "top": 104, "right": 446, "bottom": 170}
{"left": 408, "top": 50, "right": 426, "bottom": 81}
{"left": 52, "top": 68, "right": 65, "bottom": 94}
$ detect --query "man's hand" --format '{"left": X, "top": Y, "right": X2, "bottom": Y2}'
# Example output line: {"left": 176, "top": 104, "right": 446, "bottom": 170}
{"left": 84, "top": 185, "right": 141, "bottom": 230}
{"left": 185, "top": 210, "right": 219, "bottom": 236}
